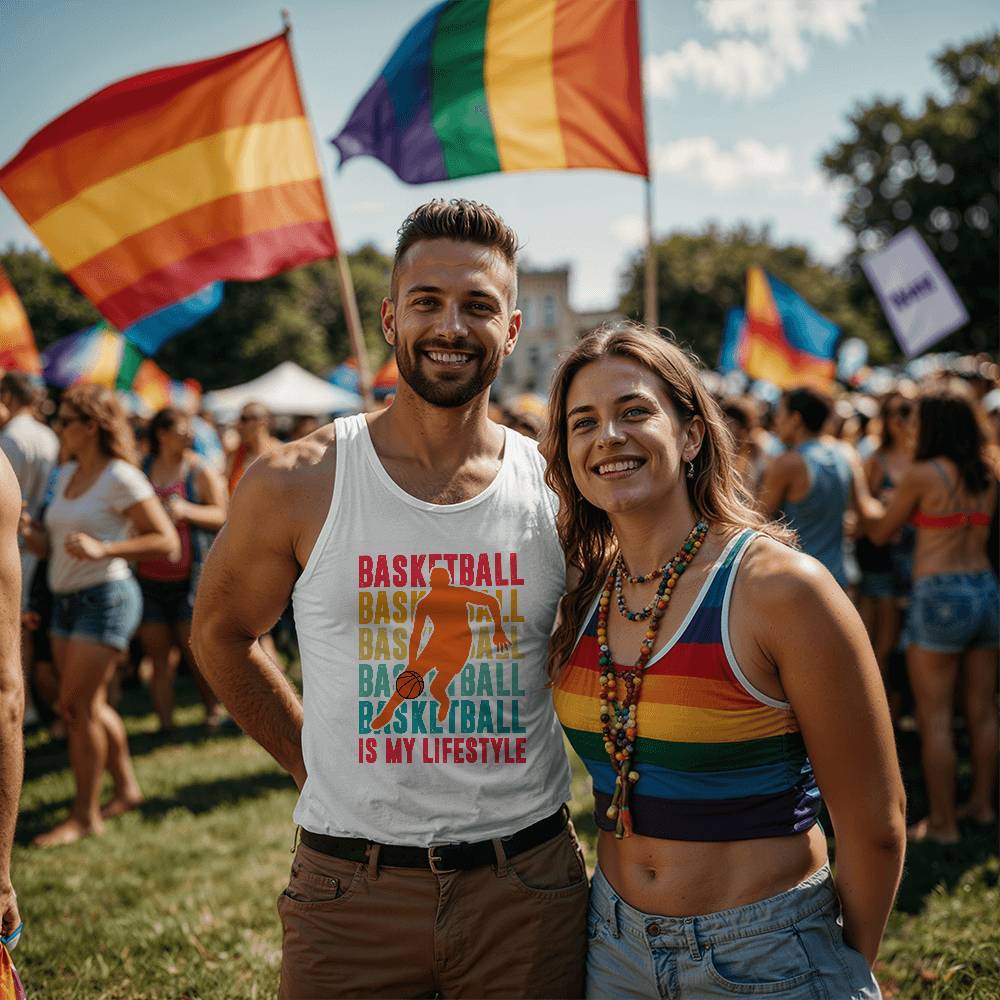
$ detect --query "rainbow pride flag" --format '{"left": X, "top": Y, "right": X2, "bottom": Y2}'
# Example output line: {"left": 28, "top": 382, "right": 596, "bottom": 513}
{"left": 0, "top": 34, "right": 336, "bottom": 331}
{"left": 0, "top": 265, "right": 41, "bottom": 373}
{"left": 41, "top": 322, "right": 198, "bottom": 414}
{"left": 333, "top": 0, "right": 647, "bottom": 183}
{"left": 738, "top": 268, "right": 838, "bottom": 390}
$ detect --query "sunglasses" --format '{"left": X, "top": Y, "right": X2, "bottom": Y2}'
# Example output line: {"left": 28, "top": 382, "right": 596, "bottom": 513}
{"left": 238, "top": 414, "right": 262, "bottom": 423}
{"left": 889, "top": 405, "right": 912, "bottom": 419}
{"left": 53, "top": 414, "right": 85, "bottom": 428}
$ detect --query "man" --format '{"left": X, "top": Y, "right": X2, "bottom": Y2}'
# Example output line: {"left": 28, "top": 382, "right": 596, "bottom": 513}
{"left": 0, "top": 451, "right": 24, "bottom": 951}
{"left": 192, "top": 200, "right": 585, "bottom": 999}
{"left": 0, "top": 373, "right": 58, "bottom": 725}
{"left": 225, "top": 401, "right": 279, "bottom": 495}
{"left": 0, "top": 374, "right": 58, "bottom": 602}
{"left": 759, "top": 385, "right": 877, "bottom": 587}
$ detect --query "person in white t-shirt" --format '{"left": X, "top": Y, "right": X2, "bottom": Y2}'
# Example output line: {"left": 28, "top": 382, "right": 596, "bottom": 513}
{"left": 21, "top": 385, "right": 178, "bottom": 847}
{"left": 0, "top": 373, "right": 58, "bottom": 607}
{"left": 0, "top": 372, "right": 59, "bottom": 727}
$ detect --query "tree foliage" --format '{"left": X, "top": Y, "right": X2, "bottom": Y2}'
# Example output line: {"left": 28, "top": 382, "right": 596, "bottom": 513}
{"left": 1, "top": 247, "right": 101, "bottom": 344}
{"left": 821, "top": 32, "right": 999, "bottom": 354}
{"left": 617, "top": 224, "right": 890, "bottom": 366}
{"left": 0, "top": 244, "right": 394, "bottom": 390}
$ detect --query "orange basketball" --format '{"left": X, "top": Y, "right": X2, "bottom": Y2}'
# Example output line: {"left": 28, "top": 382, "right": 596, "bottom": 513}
{"left": 395, "top": 670, "right": 424, "bottom": 700}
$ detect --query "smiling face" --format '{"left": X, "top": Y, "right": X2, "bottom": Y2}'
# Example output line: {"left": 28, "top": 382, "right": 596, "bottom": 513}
{"left": 565, "top": 356, "right": 704, "bottom": 518}
{"left": 382, "top": 238, "right": 520, "bottom": 409}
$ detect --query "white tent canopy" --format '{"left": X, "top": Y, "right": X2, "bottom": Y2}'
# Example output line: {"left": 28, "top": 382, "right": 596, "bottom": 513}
{"left": 202, "top": 361, "right": 362, "bottom": 420}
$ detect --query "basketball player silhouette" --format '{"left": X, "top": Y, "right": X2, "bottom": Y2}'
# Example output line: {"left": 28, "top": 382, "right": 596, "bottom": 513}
{"left": 371, "top": 566, "right": 510, "bottom": 729}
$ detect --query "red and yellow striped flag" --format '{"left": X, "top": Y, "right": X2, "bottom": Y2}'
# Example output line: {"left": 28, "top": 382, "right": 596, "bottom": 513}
{"left": 0, "top": 34, "right": 336, "bottom": 331}
{"left": 0, "top": 265, "right": 41, "bottom": 374}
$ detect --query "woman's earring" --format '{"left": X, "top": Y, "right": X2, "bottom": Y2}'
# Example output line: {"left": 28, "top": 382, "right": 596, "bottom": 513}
{"left": 687, "top": 461, "right": 695, "bottom": 480}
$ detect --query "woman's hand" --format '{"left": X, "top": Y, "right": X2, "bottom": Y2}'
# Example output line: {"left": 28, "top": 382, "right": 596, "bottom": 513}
{"left": 64, "top": 532, "right": 107, "bottom": 561}
{"left": 164, "top": 495, "right": 191, "bottom": 524}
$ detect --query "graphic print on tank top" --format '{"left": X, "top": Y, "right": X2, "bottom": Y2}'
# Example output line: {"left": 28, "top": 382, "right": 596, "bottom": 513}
{"left": 357, "top": 548, "right": 530, "bottom": 766}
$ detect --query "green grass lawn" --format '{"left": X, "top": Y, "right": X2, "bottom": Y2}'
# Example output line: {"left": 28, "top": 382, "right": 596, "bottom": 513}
{"left": 15, "top": 678, "right": 1000, "bottom": 998}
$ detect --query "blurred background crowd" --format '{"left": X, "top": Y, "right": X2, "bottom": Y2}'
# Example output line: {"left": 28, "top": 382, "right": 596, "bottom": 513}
{"left": 5, "top": 341, "right": 997, "bottom": 849}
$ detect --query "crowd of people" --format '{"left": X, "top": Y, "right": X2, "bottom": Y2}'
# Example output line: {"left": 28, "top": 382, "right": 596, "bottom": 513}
{"left": 0, "top": 198, "right": 995, "bottom": 997}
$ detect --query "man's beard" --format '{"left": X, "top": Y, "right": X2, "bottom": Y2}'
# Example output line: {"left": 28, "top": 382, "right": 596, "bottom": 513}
{"left": 395, "top": 343, "right": 502, "bottom": 408}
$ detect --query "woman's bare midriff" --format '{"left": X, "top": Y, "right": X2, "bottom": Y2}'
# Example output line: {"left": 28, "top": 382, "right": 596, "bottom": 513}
{"left": 597, "top": 823, "right": 828, "bottom": 917}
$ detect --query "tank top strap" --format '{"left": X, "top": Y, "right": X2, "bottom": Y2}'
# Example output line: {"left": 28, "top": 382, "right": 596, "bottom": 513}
{"left": 698, "top": 528, "right": 757, "bottom": 605}
{"left": 929, "top": 459, "right": 956, "bottom": 495}
{"left": 674, "top": 528, "right": 757, "bottom": 647}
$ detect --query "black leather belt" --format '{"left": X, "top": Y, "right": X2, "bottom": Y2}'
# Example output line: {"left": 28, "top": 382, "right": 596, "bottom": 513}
{"left": 300, "top": 806, "right": 567, "bottom": 874}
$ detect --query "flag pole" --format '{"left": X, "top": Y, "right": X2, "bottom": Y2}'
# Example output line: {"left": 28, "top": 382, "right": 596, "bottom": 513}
{"left": 637, "top": 0, "right": 657, "bottom": 328}
{"left": 644, "top": 178, "right": 656, "bottom": 328}
{"left": 282, "top": 11, "right": 375, "bottom": 411}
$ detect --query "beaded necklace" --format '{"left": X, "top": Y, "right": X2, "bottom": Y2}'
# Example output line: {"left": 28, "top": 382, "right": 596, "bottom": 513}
{"left": 597, "top": 519, "right": 709, "bottom": 838}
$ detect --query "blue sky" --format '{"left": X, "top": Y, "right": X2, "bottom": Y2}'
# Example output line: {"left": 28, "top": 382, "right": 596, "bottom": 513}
{"left": 1, "top": 0, "right": 996, "bottom": 311}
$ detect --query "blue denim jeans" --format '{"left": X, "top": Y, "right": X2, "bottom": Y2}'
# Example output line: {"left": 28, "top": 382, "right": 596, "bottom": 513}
{"left": 907, "top": 571, "right": 999, "bottom": 653}
{"left": 50, "top": 577, "right": 143, "bottom": 652}
{"left": 586, "top": 863, "right": 880, "bottom": 999}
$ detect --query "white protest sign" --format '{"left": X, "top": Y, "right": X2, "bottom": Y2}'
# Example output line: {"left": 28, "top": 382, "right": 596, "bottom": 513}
{"left": 861, "top": 227, "right": 969, "bottom": 357}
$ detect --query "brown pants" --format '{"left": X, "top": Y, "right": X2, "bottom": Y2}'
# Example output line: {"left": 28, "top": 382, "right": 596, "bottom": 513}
{"left": 277, "top": 823, "right": 589, "bottom": 999}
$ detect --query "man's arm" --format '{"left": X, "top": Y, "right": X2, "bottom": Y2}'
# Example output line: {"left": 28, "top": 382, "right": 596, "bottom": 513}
{"left": 757, "top": 452, "right": 796, "bottom": 517}
{"left": 845, "top": 445, "right": 882, "bottom": 522}
{"left": 0, "top": 454, "right": 22, "bottom": 943}
{"left": 190, "top": 453, "right": 306, "bottom": 788}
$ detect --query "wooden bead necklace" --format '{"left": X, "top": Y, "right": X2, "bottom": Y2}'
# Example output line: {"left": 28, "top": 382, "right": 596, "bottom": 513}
{"left": 597, "top": 519, "right": 709, "bottom": 838}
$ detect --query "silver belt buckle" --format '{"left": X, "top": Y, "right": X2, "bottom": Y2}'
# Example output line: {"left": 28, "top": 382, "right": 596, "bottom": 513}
{"left": 428, "top": 847, "right": 457, "bottom": 874}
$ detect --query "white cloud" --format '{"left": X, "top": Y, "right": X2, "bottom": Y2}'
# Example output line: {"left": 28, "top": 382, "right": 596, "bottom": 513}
{"left": 348, "top": 200, "right": 386, "bottom": 216}
{"left": 652, "top": 137, "right": 847, "bottom": 198}
{"left": 611, "top": 214, "right": 648, "bottom": 247}
{"left": 646, "top": 0, "right": 871, "bottom": 102}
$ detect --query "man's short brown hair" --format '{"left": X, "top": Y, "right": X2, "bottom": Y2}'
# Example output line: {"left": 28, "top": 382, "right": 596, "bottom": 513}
{"left": 391, "top": 199, "right": 520, "bottom": 305}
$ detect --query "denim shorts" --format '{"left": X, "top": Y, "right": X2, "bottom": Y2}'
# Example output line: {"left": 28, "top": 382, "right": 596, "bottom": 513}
{"left": 50, "top": 577, "right": 143, "bottom": 652}
{"left": 587, "top": 863, "right": 880, "bottom": 999}
{"left": 138, "top": 576, "right": 193, "bottom": 625}
{"left": 907, "top": 571, "right": 999, "bottom": 653}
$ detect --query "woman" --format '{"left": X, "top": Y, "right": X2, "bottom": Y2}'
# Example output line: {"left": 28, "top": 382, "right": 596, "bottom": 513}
{"left": 867, "top": 386, "right": 998, "bottom": 843}
{"left": 543, "top": 324, "right": 904, "bottom": 999}
{"left": 21, "top": 386, "right": 178, "bottom": 846}
{"left": 857, "top": 393, "right": 916, "bottom": 714}
{"left": 137, "top": 407, "right": 227, "bottom": 731}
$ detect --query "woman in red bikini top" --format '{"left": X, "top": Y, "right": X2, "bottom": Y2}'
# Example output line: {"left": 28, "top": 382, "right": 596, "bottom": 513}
{"left": 866, "top": 386, "right": 998, "bottom": 845}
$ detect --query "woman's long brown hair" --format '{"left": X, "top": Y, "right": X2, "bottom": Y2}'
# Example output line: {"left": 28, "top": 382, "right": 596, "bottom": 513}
{"left": 62, "top": 384, "right": 138, "bottom": 465}
{"left": 540, "top": 322, "right": 796, "bottom": 682}
{"left": 915, "top": 385, "right": 991, "bottom": 495}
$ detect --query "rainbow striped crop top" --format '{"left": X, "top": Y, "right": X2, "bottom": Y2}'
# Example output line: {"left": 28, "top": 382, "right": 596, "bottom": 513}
{"left": 553, "top": 530, "right": 821, "bottom": 842}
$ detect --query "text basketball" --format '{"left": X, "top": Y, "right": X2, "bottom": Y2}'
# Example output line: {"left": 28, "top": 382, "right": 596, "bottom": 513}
{"left": 395, "top": 670, "right": 425, "bottom": 700}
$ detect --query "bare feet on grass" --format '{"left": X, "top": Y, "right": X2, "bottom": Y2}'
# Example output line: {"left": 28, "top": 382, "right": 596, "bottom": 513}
{"left": 33, "top": 816, "right": 104, "bottom": 847}
{"left": 907, "top": 817, "right": 960, "bottom": 845}
{"left": 956, "top": 802, "right": 997, "bottom": 826}
{"left": 100, "top": 793, "right": 144, "bottom": 819}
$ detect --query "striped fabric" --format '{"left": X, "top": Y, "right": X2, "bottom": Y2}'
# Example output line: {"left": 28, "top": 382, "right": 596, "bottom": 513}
{"left": 41, "top": 322, "right": 196, "bottom": 415}
{"left": 0, "top": 34, "right": 335, "bottom": 330}
{"left": 333, "top": 0, "right": 647, "bottom": 183}
{"left": 554, "top": 530, "right": 822, "bottom": 841}
{"left": 739, "top": 267, "right": 839, "bottom": 390}
{"left": 0, "top": 265, "right": 41, "bottom": 373}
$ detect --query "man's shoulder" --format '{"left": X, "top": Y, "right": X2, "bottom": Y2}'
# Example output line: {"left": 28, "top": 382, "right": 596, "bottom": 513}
{"left": 236, "top": 424, "right": 338, "bottom": 501}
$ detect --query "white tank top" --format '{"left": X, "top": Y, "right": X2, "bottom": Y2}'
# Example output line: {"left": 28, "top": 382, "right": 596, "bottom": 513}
{"left": 291, "top": 414, "right": 571, "bottom": 846}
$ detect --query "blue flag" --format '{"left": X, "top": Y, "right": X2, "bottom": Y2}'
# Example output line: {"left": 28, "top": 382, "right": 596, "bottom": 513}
{"left": 123, "top": 282, "right": 223, "bottom": 355}
{"left": 719, "top": 308, "right": 746, "bottom": 373}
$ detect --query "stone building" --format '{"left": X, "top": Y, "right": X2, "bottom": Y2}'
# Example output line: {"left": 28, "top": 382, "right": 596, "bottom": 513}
{"left": 499, "top": 266, "right": 619, "bottom": 401}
